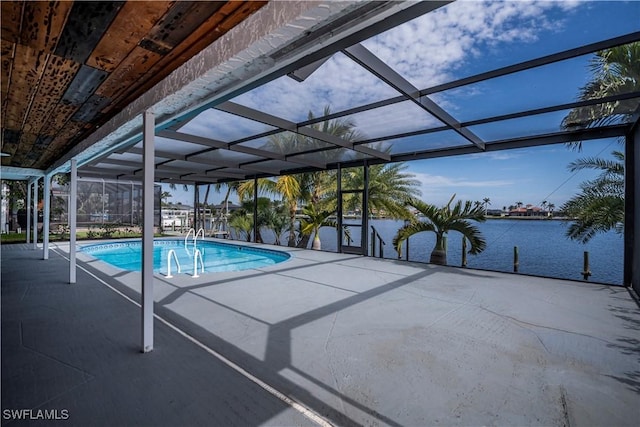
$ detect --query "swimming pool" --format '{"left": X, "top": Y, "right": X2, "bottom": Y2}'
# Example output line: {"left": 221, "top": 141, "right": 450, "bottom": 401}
{"left": 81, "top": 239, "right": 290, "bottom": 275}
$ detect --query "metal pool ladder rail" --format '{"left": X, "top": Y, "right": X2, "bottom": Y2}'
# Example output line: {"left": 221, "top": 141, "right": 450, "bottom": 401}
{"left": 185, "top": 228, "right": 195, "bottom": 246}
{"left": 165, "top": 249, "right": 181, "bottom": 278}
{"left": 192, "top": 249, "right": 204, "bottom": 278}
{"left": 195, "top": 227, "right": 205, "bottom": 244}
{"left": 185, "top": 227, "right": 206, "bottom": 246}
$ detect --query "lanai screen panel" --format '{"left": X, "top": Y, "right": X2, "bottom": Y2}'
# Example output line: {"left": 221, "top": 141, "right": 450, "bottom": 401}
{"left": 360, "top": 1, "right": 640, "bottom": 91}
{"left": 77, "top": 1, "right": 639, "bottom": 182}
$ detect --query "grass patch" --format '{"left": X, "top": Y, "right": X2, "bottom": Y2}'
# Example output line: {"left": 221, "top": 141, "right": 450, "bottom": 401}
{"left": 1, "top": 224, "right": 164, "bottom": 244}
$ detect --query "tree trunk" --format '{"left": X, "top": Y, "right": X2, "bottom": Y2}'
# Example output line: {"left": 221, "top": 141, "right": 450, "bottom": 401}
{"left": 296, "top": 233, "right": 311, "bottom": 249}
{"left": 311, "top": 232, "right": 321, "bottom": 250}
{"left": 287, "top": 203, "right": 297, "bottom": 247}
{"left": 430, "top": 234, "right": 447, "bottom": 265}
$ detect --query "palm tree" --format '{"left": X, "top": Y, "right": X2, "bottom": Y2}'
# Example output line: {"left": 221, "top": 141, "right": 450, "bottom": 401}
{"left": 562, "top": 42, "right": 639, "bottom": 150}
{"left": 548, "top": 203, "right": 555, "bottom": 218}
{"left": 482, "top": 197, "right": 491, "bottom": 214}
{"left": 299, "top": 204, "right": 337, "bottom": 250}
{"left": 559, "top": 43, "right": 635, "bottom": 238}
{"left": 341, "top": 162, "right": 421, "bottom": 219}
{"left": 228, "top": 212, "right": 252, "bottom": 242}
{"left": 263, "top": 201, "right": 288, "bottom": 245}
{"left": 560, "top": 151, "right": 624, "bottom": 243}
{"left": 393, "top": 194, "right": 487, "bottom": 265}
{"left": 263, "top": 106, "right": 362, "bottom": 247}
{"left": 237, "top": 176, "right": 303, "bottom": 246}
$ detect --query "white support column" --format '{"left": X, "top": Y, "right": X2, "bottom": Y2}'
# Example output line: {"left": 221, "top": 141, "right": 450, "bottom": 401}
{"left": 32, "top": 178, "right": 38, "bottom": 250}
{"left": 69, "top": 160, "right": 77, "bottom": 284}
{"left": 142, "top": 110, "right": 155, "bottom": 353}
{"left": 43, "top": 174, "right": 51, "bottom": 260}
{"left": 26, "top": 181, "right": 31, "bottom": 244}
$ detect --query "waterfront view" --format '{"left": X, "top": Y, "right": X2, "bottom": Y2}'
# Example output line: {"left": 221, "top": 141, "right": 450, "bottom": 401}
{"left": 245, "top": 218, "right": 623, "bottom": 286}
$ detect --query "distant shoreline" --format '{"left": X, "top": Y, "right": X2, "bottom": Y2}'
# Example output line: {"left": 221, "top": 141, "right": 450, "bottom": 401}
{"left": 484, "top": 215, "right": 568, "bottom": 221}
{"left": 371, "top": 215, "right": 570, "bottom": 221}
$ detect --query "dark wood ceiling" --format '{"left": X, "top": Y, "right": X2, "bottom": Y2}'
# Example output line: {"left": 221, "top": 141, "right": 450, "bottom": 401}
{"left": 1, "top": 0, "right": 266, "bottom": 171}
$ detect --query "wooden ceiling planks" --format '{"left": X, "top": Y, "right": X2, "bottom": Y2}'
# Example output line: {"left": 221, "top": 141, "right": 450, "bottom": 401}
{"left": 4, "top": 43, "right": 48, "bottom": 130}
{"left": 120, "top": 1, "right": 267, "bottom": 116}
{"left": 0, "top": 0, "right": 267, "bottom": 171}
{"left": 53, "top": 1, "right": 124, "bottom": 64}
{"left": 86, "top": 1, "right": 174, "bottom": 73}
{"left": 0, "top": 2, "right": 22, "bottom": 44}
{"left": 1, "top": 40, "right": 14, "bottom": 113}
{"left": 23, "top": 55, "right": 81, "bottom": 137}
{"left": 20, "top": 1, "right": 73, "bottom": 53}
{"left": 1, "top": 129, "right": 20, "bottom": 163}
{"left": 12, "top": 131, "right": 37, "bottom": 166}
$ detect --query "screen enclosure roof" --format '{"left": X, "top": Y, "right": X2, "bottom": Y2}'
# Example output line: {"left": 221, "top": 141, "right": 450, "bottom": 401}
{"left": 1, "top": 1, "right": 639, "bottom": 184}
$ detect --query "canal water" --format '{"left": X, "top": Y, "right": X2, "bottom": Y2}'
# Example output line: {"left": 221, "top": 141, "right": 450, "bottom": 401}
{"left": 236, "top": 218, "right": 624, "bottom": 285}
{"left": 315, "top": 219, "right": 624, "bottom": 285}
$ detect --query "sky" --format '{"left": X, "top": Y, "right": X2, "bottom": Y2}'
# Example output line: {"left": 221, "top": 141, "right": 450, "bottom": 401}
{"left": 163, "top": 0, "right": 637, "bottom": 210}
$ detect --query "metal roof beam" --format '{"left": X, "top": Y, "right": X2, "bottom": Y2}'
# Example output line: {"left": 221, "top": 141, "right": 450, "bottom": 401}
{"left": 93, "top": 158, "right": 142, "bottom": 168}
{"left": 218, "top": 101, "right": 390, "bottom": 161}
{"left": 343, "top": 43, "right": 485, "bottom": 150}
{"left": 422, "top": 31, "right": 640, "bottom": 96}
{"left": 126, "top": 147, "right": 187, "bottom": 161}
{"left": 229, "top": 144, "right": 326, "bottom": 169}
{"left": 157, "top": 130, "right": 228, "bottom": 149}
{"left": 158, "top": 126, "right": 327, "bottom": 169}
{"left": 239, "top": 162, "right": 282, "bottom": 175}
{"left": 0, "top": 166, "right": 46, "bottom": 180}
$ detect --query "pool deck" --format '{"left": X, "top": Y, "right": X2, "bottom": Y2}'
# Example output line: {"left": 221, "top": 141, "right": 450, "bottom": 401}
{"left": 2, "top": 239, "right": 639, "bottom": 426}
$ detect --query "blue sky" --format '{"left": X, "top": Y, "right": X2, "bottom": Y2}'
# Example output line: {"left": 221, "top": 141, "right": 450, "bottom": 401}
{"left": 163, "top": 1, "right": 637, "bottom": 210}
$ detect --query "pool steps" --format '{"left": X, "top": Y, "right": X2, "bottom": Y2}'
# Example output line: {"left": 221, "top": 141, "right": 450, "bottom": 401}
{"left": 167, "top": 229, "right": 207, "bottom": 278}
{"left": 192, "top": 249, "right": 204, "bottom": 278}
{"left": 165, "top": 249, "right": 181, "bottom": 278}
{"left": 184, "top": 227, "right": 205, "bottom": 248}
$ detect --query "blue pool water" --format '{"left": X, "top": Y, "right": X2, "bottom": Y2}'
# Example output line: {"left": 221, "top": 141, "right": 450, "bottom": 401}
{"left": 81, "top": 239, "right": 290, "bottom": 275}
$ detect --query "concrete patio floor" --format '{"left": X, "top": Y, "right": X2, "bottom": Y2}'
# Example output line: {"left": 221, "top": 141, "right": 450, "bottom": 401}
{"left": 2, "top": 240, "right": 639, "bottom": 426}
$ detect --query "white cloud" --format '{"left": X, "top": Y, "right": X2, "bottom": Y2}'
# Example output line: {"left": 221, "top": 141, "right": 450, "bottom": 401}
{"left": 362, "top": 0, "right": 581, "bottom": 89}
{"left": 413, "top": 172, "right": 513, "bottom": 189}
{"left": 188, "top": 1, "right": 582, "bottom": 143}
{"left": 467, "top": 151, "right": 522, "bottom": 161}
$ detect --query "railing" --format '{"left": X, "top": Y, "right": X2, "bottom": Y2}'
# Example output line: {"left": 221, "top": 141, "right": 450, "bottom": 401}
{"left": 192, "top": 249, "right": 204, "bottom": 278}
{"left": 195, "top": 227, "right": 205, "bottom": 243}
{"left": 185, "top": 228, "right": 195, "bottom": 247}
{"left": 165, "top": 249, "right": 181, "bottom": 278}
{"left": 370, "top": 226, "right": 386, "bottom": 258}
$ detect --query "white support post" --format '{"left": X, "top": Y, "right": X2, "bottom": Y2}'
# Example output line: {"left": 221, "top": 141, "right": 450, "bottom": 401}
{"left": 142, "top": 110, "right": 155, "bottom": 353}
{"left": 26, "top": 181, "right": 31, "bottom": 244}
{"left": 43, "top": 174, "right": 51, "bottom": 260}
{"left": 32, "top": 178, "right": 38, "bottom": 250}
{"left": 69, "top": 160, "right": 77, "bottom": 284}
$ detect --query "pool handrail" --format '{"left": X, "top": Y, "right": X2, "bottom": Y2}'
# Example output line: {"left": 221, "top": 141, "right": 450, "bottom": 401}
{"left": 165, "top": 249, "right": 181, "bottom": 278}
{"left": 192, "top": 248, "right": 204, "bottom": 278}
{"left": 184, "top": 228, "right": 195, "bottom": 247}
{"left": 195, "top": 228, "right": 205, "bottom": 245}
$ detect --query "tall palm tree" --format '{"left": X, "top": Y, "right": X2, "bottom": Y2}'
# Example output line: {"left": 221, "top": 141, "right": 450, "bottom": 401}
{"left": 562, "top": 42, "right": 639, "bottom": 149}
{"left": 560, "top": 151, "right": 624, "bottom": 243}
{"left": 248, "top": 106, "right": 358, "bottom": 247}
{"left": 548, "top": 203, "right": 555, "bottom": 218}
{"left": 393, "top": 194, "right": 486, "bottom": 265}
{"left": 341, "top": 162, "right": 421, "bottom": 219}
{"left": 559, "top": 43, "right": 635, "bottom": 239}
{"left": 482, "top": 197, "right": 491, "bottom": 214}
